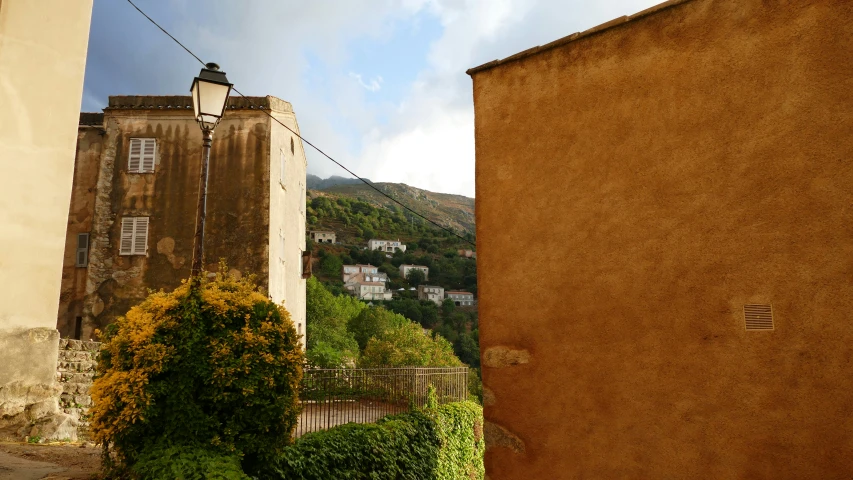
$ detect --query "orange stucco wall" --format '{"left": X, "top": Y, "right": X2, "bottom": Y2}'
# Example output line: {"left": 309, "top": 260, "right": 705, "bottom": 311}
{"left": 471, "top": 0, "right": 853, "bottom": 478}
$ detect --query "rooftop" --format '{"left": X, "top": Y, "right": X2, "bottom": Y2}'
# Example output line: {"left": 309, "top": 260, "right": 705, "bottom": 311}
{"left": 99, "top": 95, "right": 293, "bottom": 113}
{"left": 466, "top": 0, "right": 694, "bottom": 75}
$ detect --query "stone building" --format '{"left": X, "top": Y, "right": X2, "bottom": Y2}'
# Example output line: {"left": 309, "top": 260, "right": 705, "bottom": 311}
{"left": 57, "top": 95, "right": 307, "bottom": 347}
{"left": 0, "top": 0, "right": 93, "bottom": 440}
{"left": 367, "top": 238, "right": 406, "bottom": 253}
{"left": 399, "top": 264, "right": 429, "bottom": 281}
{"left": 417, "top": 285, "right": 444, "bottom": 305}
{"left": 445, "top": 291, "right": 474, "bottom": 307}
{"left": 342, "top": 264, "right": 380, "bottom": 283}
{"left": 469, "top": 0, "right": 853, "bottom": 478}
{"left": 309, "top": 230, "right": 336, "bottom": 243}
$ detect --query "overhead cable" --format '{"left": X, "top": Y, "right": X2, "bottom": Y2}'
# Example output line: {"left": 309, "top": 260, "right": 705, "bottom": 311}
{"left": 126, "top": 0, "right": 475, "bottom": 248}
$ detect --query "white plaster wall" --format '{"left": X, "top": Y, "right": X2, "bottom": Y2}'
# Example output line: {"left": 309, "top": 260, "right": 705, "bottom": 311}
{"left": 0, "top": 0, "right": 91, "bottom": 332}
{"left": 268, "top": 100, "right": 307, "bottom": 349}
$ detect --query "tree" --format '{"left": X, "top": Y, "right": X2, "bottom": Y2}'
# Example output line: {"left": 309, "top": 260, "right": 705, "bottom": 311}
{"left": 441, "top": 298, "right": 456, "bottom": 318}
{"left": 406, "top": 268, "right": 426, "bottom": 288}
{"left": 90, "top": 270, "right": 303, "bottom": 477}
{"left": 347, "top": 307, "right": 406, "bottom": 351}
{"left": 360, "top": 322, "right": 462, "bottom": 368}
{"left": 449, "top": 312, "right": 468, "bottom": 334}
{"left": 305, "top": 277, "right": 361, "bottom": 367}
{"left": 454, "top": 333, "right": 480, "bottom": 368}
{"left": 320, "top": 254, "right": 343, "bottom": 278}
{"left": 420, "top": 303, "right": 439, "bottom": 329}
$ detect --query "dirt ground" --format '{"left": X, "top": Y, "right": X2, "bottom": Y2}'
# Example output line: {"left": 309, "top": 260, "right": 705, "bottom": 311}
{"left": 0, "top": 442, "right": 100, "bottom": 480}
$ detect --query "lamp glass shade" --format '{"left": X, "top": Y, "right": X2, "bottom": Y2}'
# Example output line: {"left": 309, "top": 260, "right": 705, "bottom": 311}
{"left": 190, "top": 63, "right": 232, "bottom": 131}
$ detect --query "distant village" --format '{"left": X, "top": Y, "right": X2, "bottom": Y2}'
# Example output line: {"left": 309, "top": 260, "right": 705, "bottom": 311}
{"left": 309, "top": 230, "right": 476, "bottom": 306}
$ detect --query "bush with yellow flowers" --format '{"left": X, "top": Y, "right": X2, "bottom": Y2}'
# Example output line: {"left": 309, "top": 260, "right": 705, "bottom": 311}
{"left": 90, "top": 267, "right": 303, "bottom": 478}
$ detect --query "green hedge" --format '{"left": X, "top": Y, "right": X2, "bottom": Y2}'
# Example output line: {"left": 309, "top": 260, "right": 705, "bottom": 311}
{"left": 273, "top": 400, "right": 484, "bottom": 480}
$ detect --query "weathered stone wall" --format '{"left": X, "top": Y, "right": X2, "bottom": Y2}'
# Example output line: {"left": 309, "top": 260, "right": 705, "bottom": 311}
{"left": 57, "top": 122, "right": 104, "bottom": 338}
{"left": 56, "top": 339, "right": 99, "bottom": 441}
{"left": 0, "top": 329, "right": 77, "bottom": 441}
{"left": 470, "top": 0, "right": 853, "bottom": 478}
{"left": 58, "top": 96, "right": 290, "bottom": 339}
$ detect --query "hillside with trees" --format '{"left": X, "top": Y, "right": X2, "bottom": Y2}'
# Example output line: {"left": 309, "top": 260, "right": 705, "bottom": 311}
{"left": 304, "top": 181, "right": 481, "bottom": 396}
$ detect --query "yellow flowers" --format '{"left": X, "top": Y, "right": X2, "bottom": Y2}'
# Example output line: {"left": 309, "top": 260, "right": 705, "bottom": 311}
{"left": 89, "top": 266, "right": 305, "bottom": 472}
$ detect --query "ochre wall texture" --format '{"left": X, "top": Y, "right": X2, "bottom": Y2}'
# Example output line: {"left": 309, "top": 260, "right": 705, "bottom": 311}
{"left": 470, "top": 0, "right": 853, "bottom": 478}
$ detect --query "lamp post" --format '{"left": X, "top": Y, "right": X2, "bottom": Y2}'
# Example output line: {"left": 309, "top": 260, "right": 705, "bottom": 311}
{"left": 189, "top": 62, "right": 232, "bottom": 278}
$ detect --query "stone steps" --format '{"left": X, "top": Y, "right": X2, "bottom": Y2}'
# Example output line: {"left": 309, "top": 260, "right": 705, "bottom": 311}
{"left": 56, "top": 339, "right": 100, "bottom": 441}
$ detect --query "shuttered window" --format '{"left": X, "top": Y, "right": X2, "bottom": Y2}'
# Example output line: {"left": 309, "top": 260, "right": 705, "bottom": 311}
{"left": 128, "top": 138, "right": 156, "bottom": 173}
{"left": 119, "top": 217, "right": 149, "bottom": 255}
{"left": 76, "top": 233, "right": 89, "bottom": 267}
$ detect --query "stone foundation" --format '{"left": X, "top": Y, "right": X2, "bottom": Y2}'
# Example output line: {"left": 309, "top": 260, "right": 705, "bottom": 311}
{"left": 0, "top": 328, "right": 77, "bottom": 441}
{"left": 56, "top": 338, "right": 99, "bottom": 441}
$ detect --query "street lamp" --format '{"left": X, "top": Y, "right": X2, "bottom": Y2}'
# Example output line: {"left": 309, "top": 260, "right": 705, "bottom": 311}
{"left": 189, "top": 62, "right": 232, "bottom": 278}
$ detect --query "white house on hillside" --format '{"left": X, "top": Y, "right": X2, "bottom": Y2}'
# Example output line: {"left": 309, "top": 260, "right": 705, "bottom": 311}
{"left": 368, "top": 239, "right": 406, "bottom": 253}
{"left": 342, "top": 264, "right": 378, "bottom": 282}
{"left": 343, "top": 265, "right": 392, "bottom": 301}
{"left": 447, "top": 291, "right": 475, "bottom": 306}
{"left": 399, "top": 264, "right": 429, "bottom": 280}
{"left": 309, "top": 230, "right": 336, "bottom": 243}
{"left": 417, "top": 285, "right": 444, "bottom": 305}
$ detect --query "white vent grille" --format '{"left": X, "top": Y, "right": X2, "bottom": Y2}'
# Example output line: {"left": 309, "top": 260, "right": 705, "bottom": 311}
{"left": 744, "top": 304, "right": 774, "bottom": 331}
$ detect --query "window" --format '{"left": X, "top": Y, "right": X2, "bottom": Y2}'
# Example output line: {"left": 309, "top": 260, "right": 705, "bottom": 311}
{"left": 76, "top": 233, "right": 89, "bottom": 267}
{"left": 290, "top": 137, "right": 295, "bottom": 154}
{"left": 279, "top": 148, "right": 286, "bottom": 187}
{"left": 128, "top": 138, "right": 156, "bottom": 173}
{"left": 119, "top": 217, "right": 149, "bottom": 255}
{"left": 74, "top": 316, "right": 83, "bottom": 340}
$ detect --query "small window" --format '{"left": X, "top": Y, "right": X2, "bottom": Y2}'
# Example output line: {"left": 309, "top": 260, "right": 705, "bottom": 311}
{"left": 128, "top": 138, "right": 156, "bottom": 173}
{"left": 74, "top": 316, "right": 83, "bottom": 340}
{"left": 76, "top": 233, "right": 90, "bottom": 267}
{"left": 301, "top": 251, "right": 312, "bottom": 279}
{"left": 290, "top": 137, "right": 295, "bottom": 154}
{"left": 119, "top": 217, "right": 149, "bottom": 255}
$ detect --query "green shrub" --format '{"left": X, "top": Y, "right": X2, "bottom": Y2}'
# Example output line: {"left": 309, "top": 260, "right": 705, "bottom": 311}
{"left": 273, "top": 400, "right": 483, "bottom": 480}
{"left": 132, "top": 444, "right": 251, "bottom": 480}
{"left": 360, "top": 322, "right": 462, "bottom": 368}
{"left": 90, "top": 269, "right": 304, "bottom": 477}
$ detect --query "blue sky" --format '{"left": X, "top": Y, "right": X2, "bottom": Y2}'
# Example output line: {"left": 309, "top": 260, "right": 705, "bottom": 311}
{"left": 82, "top": 0, "right": 662, "bottom": 197}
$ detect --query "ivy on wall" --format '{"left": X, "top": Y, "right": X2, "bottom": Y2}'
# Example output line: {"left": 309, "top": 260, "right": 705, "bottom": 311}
{"left": 274, "top": 400, "right": 484, "bottom": 480}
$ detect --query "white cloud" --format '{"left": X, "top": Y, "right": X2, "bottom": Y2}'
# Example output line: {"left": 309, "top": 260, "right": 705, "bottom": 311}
{"left": 354, "top": 0, "right": 664, "bottom": 197}
{"left": 86, "top": 0, "right": 665, "bottom": 198}
{"left": 349, "top": 72, "right": 384, "bottom": 92}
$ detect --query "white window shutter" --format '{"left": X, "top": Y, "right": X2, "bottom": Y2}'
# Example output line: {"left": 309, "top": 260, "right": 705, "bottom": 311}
{"left": 141, "top": 138, "right": 156, "bottom": 172}
{"left": 120, "top": 218, "right": 134, "bottom": 255}
{"left": 128, "top": 139, "right": 142, "bottom": 173}
{"left": 132, "top": 217, "right": 149, "bottom": 255}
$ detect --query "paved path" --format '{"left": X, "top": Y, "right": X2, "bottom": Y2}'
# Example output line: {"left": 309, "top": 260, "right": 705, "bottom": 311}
{"left": 0, "top": 450, "right": 65, "bottom": 480}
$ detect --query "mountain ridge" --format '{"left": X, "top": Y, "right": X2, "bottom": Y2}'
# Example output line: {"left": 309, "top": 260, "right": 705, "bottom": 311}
{"left": 306, "top": 176, "right": 475, "bottom": 236}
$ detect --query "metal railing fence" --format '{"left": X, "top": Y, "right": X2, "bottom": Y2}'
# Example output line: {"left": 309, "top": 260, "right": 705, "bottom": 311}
{"left": 296, "top": 367, "right": 468, "bottom": 437}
